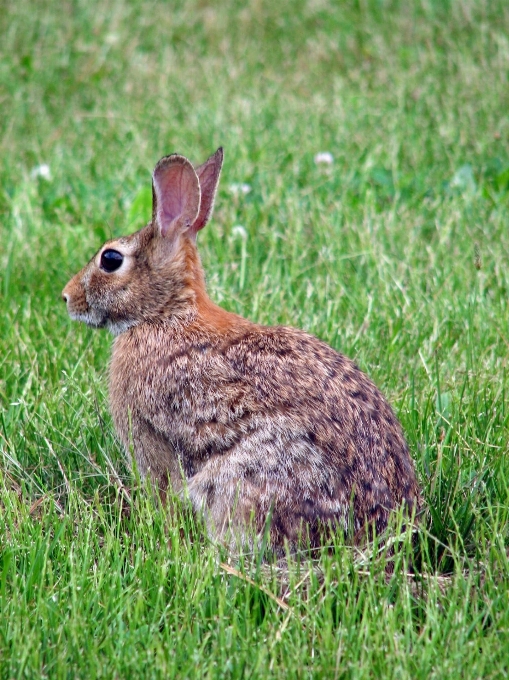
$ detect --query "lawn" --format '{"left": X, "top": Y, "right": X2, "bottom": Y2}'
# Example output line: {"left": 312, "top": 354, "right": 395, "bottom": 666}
{"left": 1, "top": 0, "right": 509, "bottom": 677}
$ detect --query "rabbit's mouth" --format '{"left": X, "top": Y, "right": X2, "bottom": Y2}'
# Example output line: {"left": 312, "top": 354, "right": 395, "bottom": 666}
{"left": 67, "top": 308, "right": 107, "bottom": 330}
{"left": 66, "top": 304, "right": 136, "bottom": 336}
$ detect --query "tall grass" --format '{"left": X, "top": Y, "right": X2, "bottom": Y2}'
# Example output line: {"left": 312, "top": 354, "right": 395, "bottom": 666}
{"left": 1, "top": 0, "right": 509, "bottom": 677}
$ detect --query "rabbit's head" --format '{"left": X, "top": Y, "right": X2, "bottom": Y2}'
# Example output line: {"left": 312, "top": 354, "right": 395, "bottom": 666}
{"left": 62, "top": 149, "right": 223, "bottom": 335}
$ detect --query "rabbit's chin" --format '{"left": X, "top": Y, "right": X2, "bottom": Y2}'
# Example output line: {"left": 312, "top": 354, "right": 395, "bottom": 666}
{"left": 69, "top": 309, "right": 135, "bottom": 336}
{"left": 105, "top": 318, "right": 137, "bottom": 336}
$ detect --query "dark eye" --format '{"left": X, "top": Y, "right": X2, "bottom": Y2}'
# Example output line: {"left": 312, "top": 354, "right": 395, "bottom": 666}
{"left": 100, "top": 249, "right": 124, "bottom": 272}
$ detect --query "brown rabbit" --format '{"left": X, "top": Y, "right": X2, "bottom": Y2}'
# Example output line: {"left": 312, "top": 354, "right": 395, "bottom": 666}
{"left": 62, "top": 148, "right": 420, "bottom": 552}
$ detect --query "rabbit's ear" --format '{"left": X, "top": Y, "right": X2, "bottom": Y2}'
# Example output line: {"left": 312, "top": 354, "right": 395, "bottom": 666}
{"left": 152, "top": 155, "right": 201, "bottom": 238}
{"left": 191, "top": 147, "right": 224, "bottom": 235}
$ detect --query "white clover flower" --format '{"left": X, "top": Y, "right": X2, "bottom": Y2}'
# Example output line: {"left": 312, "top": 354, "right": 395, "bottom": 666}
{"left": 231, "top": 225, "right": 248, "bottom": 239}
{"left": 229, "top": 183, "right": 251, "bottom": 195}
{"left": 314, "top": 152, "right": 334, "bottom": 166}
{"left": 105, "top": 33, "right": 119, "bottom": 45}
{"left": 30, "top": 164, "right": 52, "bottom": 181}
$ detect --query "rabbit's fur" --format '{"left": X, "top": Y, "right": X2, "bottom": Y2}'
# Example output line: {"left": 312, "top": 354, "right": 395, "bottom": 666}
{"left": 63, "top": 148, "right": 420, "bottom": 552}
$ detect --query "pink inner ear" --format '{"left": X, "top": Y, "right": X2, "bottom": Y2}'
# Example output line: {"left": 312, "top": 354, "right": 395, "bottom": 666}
{"left": 152, "top": 155, "right": 200, "bottom": 238}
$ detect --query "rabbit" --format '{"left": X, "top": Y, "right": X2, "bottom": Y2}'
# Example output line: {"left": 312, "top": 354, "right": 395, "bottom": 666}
{"left": 62, "top": 148, "right": 420, "bottom": 553}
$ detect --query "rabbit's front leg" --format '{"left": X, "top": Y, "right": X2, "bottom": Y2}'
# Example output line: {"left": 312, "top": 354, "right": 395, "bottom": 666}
{"left": 119, "top": 413, "right": 186, "bottom": 499}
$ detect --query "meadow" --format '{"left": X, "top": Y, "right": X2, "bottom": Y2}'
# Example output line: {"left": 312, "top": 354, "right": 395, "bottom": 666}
{"left": 1, "top": 0, "right": 509, "bottom": 677}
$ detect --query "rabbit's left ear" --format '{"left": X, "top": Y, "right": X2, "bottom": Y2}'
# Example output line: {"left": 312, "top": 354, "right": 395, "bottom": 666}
{"left": 191, "top": 147, "right": 224, "bottom": 235}
{"left": 152, "top": 154, "right": 201, "bottom": 239}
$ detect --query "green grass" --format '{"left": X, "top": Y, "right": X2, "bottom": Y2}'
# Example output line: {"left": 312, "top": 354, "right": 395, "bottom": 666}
{"left": 2, "top": 0, "right": 509, "bottom": 676}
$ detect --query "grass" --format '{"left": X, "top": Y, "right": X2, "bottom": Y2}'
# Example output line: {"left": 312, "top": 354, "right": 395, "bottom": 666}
{"left": 1, "top": 0, "right": 509, "bottom": 676}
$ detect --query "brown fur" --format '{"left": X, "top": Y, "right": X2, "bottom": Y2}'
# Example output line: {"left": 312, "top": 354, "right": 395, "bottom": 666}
{"left": 62, "top": 148, "right": 420, "bottom": 553}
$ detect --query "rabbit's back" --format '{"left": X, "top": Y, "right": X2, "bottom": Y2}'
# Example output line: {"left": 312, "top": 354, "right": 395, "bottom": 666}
{"left": 110, "top": 318, "right": 419, "bottom": 549}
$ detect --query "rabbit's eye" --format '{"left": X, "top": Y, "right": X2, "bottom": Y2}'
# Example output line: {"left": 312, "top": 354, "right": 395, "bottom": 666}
{"left": 100, "top": 249, "right": 124, "bottom": 272}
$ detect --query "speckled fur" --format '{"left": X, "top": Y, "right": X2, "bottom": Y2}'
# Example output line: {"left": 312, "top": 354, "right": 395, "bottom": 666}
{"left": 63, "top": 148, "right": 420, "bottom": 553}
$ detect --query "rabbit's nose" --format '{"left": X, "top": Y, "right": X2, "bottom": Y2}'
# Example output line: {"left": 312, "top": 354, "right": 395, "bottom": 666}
{"left": 62, "top": 280, "right": 73, "bottom": 303}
